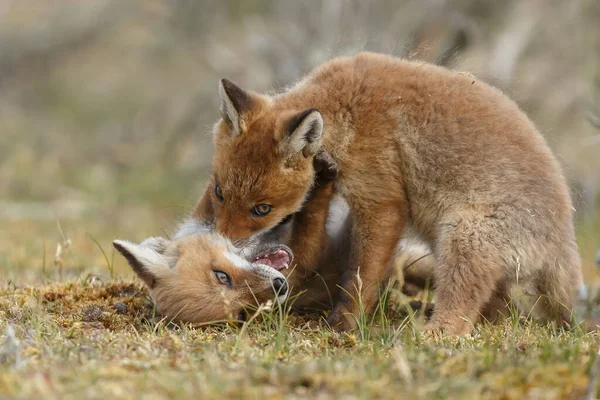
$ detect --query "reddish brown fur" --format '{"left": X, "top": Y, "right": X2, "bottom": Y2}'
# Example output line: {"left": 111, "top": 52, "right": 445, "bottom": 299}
{"left": 190, "top": 173, "right": 336, "bottom": 295}
{"left": 115, "top": 234, "right": 287, "bottom": 324}
{"left": 211, "top": 105, "right": 316, "bottom": 241}
{"left": 115, "top": 162, "right": 339, "bottom": 325}
{"left": 193, "top": 52, "right": 583, "bottom": 334}
{"left": 158, "top": 236, "right": 280, "bottom": 322}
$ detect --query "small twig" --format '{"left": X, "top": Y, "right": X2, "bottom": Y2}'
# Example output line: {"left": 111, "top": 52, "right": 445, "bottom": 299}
{"left": 403, "top": 253, "right": 433, "bottom": 272}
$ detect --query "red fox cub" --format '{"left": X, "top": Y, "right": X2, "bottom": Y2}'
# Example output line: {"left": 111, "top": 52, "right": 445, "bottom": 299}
{"left": 112, "top": 155, "right": 341, "bottom": 324}
{"left": 190, "top": 51, "right": 583, "bottom": 334}
{"left": 113, "top": 170, "right": 435, "bottom": 325}
{"left": 113, "top": 235, "right": 294, "bottom": 324}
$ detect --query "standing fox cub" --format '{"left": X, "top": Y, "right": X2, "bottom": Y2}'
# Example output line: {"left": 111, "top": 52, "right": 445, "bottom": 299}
{"left": 189, "top": 52, "right": 583, "bottom": 334}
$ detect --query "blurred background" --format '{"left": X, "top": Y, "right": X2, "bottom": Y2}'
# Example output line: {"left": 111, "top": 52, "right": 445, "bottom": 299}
{"left": 1, "top": 0, "right": 599, "bottom": 283}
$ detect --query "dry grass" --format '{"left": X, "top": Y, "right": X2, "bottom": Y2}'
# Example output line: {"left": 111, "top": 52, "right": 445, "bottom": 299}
{"left": 1, "top": 210, "right": 600, "bottom": 399}
{"left": 1, "top": 277, "right": 598, "bottom": 399}
{"left": 1, "top": 1, "right": 600, "bottom": 398}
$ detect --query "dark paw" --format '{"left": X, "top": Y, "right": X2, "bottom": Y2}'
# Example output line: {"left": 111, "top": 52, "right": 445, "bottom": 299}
{"left": 402, "top": 282, "right": 421, "bottom": 297}
{"left": 409, "top": 300, "right": 435, "bottom": 319}
{"left": 326, "top": 306, "right": 358, "bottom": 332}
{"left": 313, "top": 148, "right": 338, "bottom": 185}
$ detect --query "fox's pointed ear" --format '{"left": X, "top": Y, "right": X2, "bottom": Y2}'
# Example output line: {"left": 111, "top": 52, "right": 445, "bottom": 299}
{"left": 218, "top": 79, "right": 255, "bottom": 136}
{"left": 280, "top": 108, "right": 323, "bottom": 158}
{"left": 113, "top": 239, "right": 170, "bottom": 289}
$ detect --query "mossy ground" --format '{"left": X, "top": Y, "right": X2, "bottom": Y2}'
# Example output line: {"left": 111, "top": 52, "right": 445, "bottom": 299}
{"left": 1, "top": 211, "right": 599, "bottom": 399}
{"left": 1, "top": 1, "right": 600, "bottom": 398}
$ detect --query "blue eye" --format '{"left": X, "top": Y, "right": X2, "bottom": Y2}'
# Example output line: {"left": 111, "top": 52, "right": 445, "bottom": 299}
{"left": 215, "top": 185, "right": 224, "bottom": 202}
{"left": 214, "top": 270, "right": 231, "bottom": 286}
{"left": 252, "top": 204, "right": 272, "bottom": 217}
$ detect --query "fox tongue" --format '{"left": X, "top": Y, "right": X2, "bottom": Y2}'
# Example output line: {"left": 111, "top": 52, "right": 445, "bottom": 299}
{"left": 254, "top": 249, "right": 291, "bottom": 271}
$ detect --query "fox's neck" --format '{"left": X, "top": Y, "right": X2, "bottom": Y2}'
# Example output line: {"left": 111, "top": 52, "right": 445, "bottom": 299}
{"left": 274, "top": 59, "right": 437, "bottom": 156}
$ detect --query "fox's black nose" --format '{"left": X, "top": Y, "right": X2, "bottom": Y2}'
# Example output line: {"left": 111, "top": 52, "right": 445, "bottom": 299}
{"left": 272, "top": 277, "right": 288, "bottom": 296}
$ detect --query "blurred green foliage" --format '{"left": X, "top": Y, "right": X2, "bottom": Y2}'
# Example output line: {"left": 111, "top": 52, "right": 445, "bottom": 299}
{"left": 1, "top": 0, "right": 598, "bottom": 211}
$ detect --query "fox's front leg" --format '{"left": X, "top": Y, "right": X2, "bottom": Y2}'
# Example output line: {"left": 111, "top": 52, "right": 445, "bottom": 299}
{"left": 285, "top": 150, "right": 338, "bottom": 289}
{"left": 327, "top": 199, "right": 406, "bottom": 331}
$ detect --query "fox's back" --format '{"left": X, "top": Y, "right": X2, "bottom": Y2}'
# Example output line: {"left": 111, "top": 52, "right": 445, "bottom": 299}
{"left": 290, "top": 52, "right": 573, "bottom": 238}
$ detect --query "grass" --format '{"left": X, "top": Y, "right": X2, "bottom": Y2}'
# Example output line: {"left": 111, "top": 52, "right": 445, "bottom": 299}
{"left": 0, "top": 208, "right": 599, "bottom": 399}
{"left": 0, "top": 279, "right": 598, "bottom": 399}
{"left": 1, "top": 1, "right": 599, "bottom": 397}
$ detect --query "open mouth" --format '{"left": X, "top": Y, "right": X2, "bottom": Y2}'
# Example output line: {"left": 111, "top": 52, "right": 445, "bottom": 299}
{"left": 252, "top": 245, "right": 294, "bottom": 271}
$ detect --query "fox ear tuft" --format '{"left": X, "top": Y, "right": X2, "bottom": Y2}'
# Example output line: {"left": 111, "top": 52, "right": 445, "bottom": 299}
{"left": 218, "top": 79, "right": 255, "bottom": 136}
{"left": 280, "top": 108, "right": 323, "bottom": 158}
{"left": 113, "top": 239, "right": 170, "bottom": 289}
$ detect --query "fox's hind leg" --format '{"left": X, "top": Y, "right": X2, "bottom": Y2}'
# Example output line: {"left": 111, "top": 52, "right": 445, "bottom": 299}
{"left": 532, "top": 250, "right": 582, "bottom": 328}
{"left": 426, "top": 211, "right": 505, "bottom": 335}
{"left": 480, "top": 283, "right": 513, "bottom": 324}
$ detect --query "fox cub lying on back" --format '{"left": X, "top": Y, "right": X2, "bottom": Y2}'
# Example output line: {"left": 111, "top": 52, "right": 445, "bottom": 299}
{"left": 113, "top": 235, "right": 294, "bottom": 324}
{"left": 114, "top": 163, "right": 435, "bottom": 325}
{"left": 185, "top": 51, "right": 583, "bottom": 334}
{"left": 111, "top": 154, "right": 348, "bottom": 324}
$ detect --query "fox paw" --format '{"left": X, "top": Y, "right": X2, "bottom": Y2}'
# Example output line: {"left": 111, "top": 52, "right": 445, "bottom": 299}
{"left": 302, "top": 318, "right": 324, "bottom": 331}
{"left": 408, "top": 300, "right": 435, "bottom": 319}
{"left": 424, "top": 320, "right": 473, "bottom": 336}
{"left": 313, "top": 148, "right": 338, "bottom": 185}
{"left": 423, "top": 321, "right": 445, "bottom": 337}
{"left": 326, "top": 306, "right": 358, "bottom": 332}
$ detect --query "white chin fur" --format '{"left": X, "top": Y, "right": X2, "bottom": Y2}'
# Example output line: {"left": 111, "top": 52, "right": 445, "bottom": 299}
{"left": 172, "top": 217, "right": 211, "bottom": 240}
{"left": 252, "top": 263, "right": 289, "bottom": 301}
{"left": 252, "top": 263, "right": 287, "bottom": 281}
{"left": 224, "top": 251, "right": 253, "bottom": 271}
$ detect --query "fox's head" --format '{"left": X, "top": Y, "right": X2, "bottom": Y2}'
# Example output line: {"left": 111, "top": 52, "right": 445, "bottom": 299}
{"left": 112, "top": 234, "right": 293, "bottom": 324}
{"left": 210, "top": 79, "right": 323, "bottom": 243}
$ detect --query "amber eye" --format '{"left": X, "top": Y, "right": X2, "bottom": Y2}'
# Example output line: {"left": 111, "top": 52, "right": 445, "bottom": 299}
{"left": 214, "top": 270, "right": 231, "bottom": 286}
{"left": 251, "top": 204, "right": 272, "bottom": 217}
{"left": 214, "top": 185, "right": 224, "bottom": 202}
